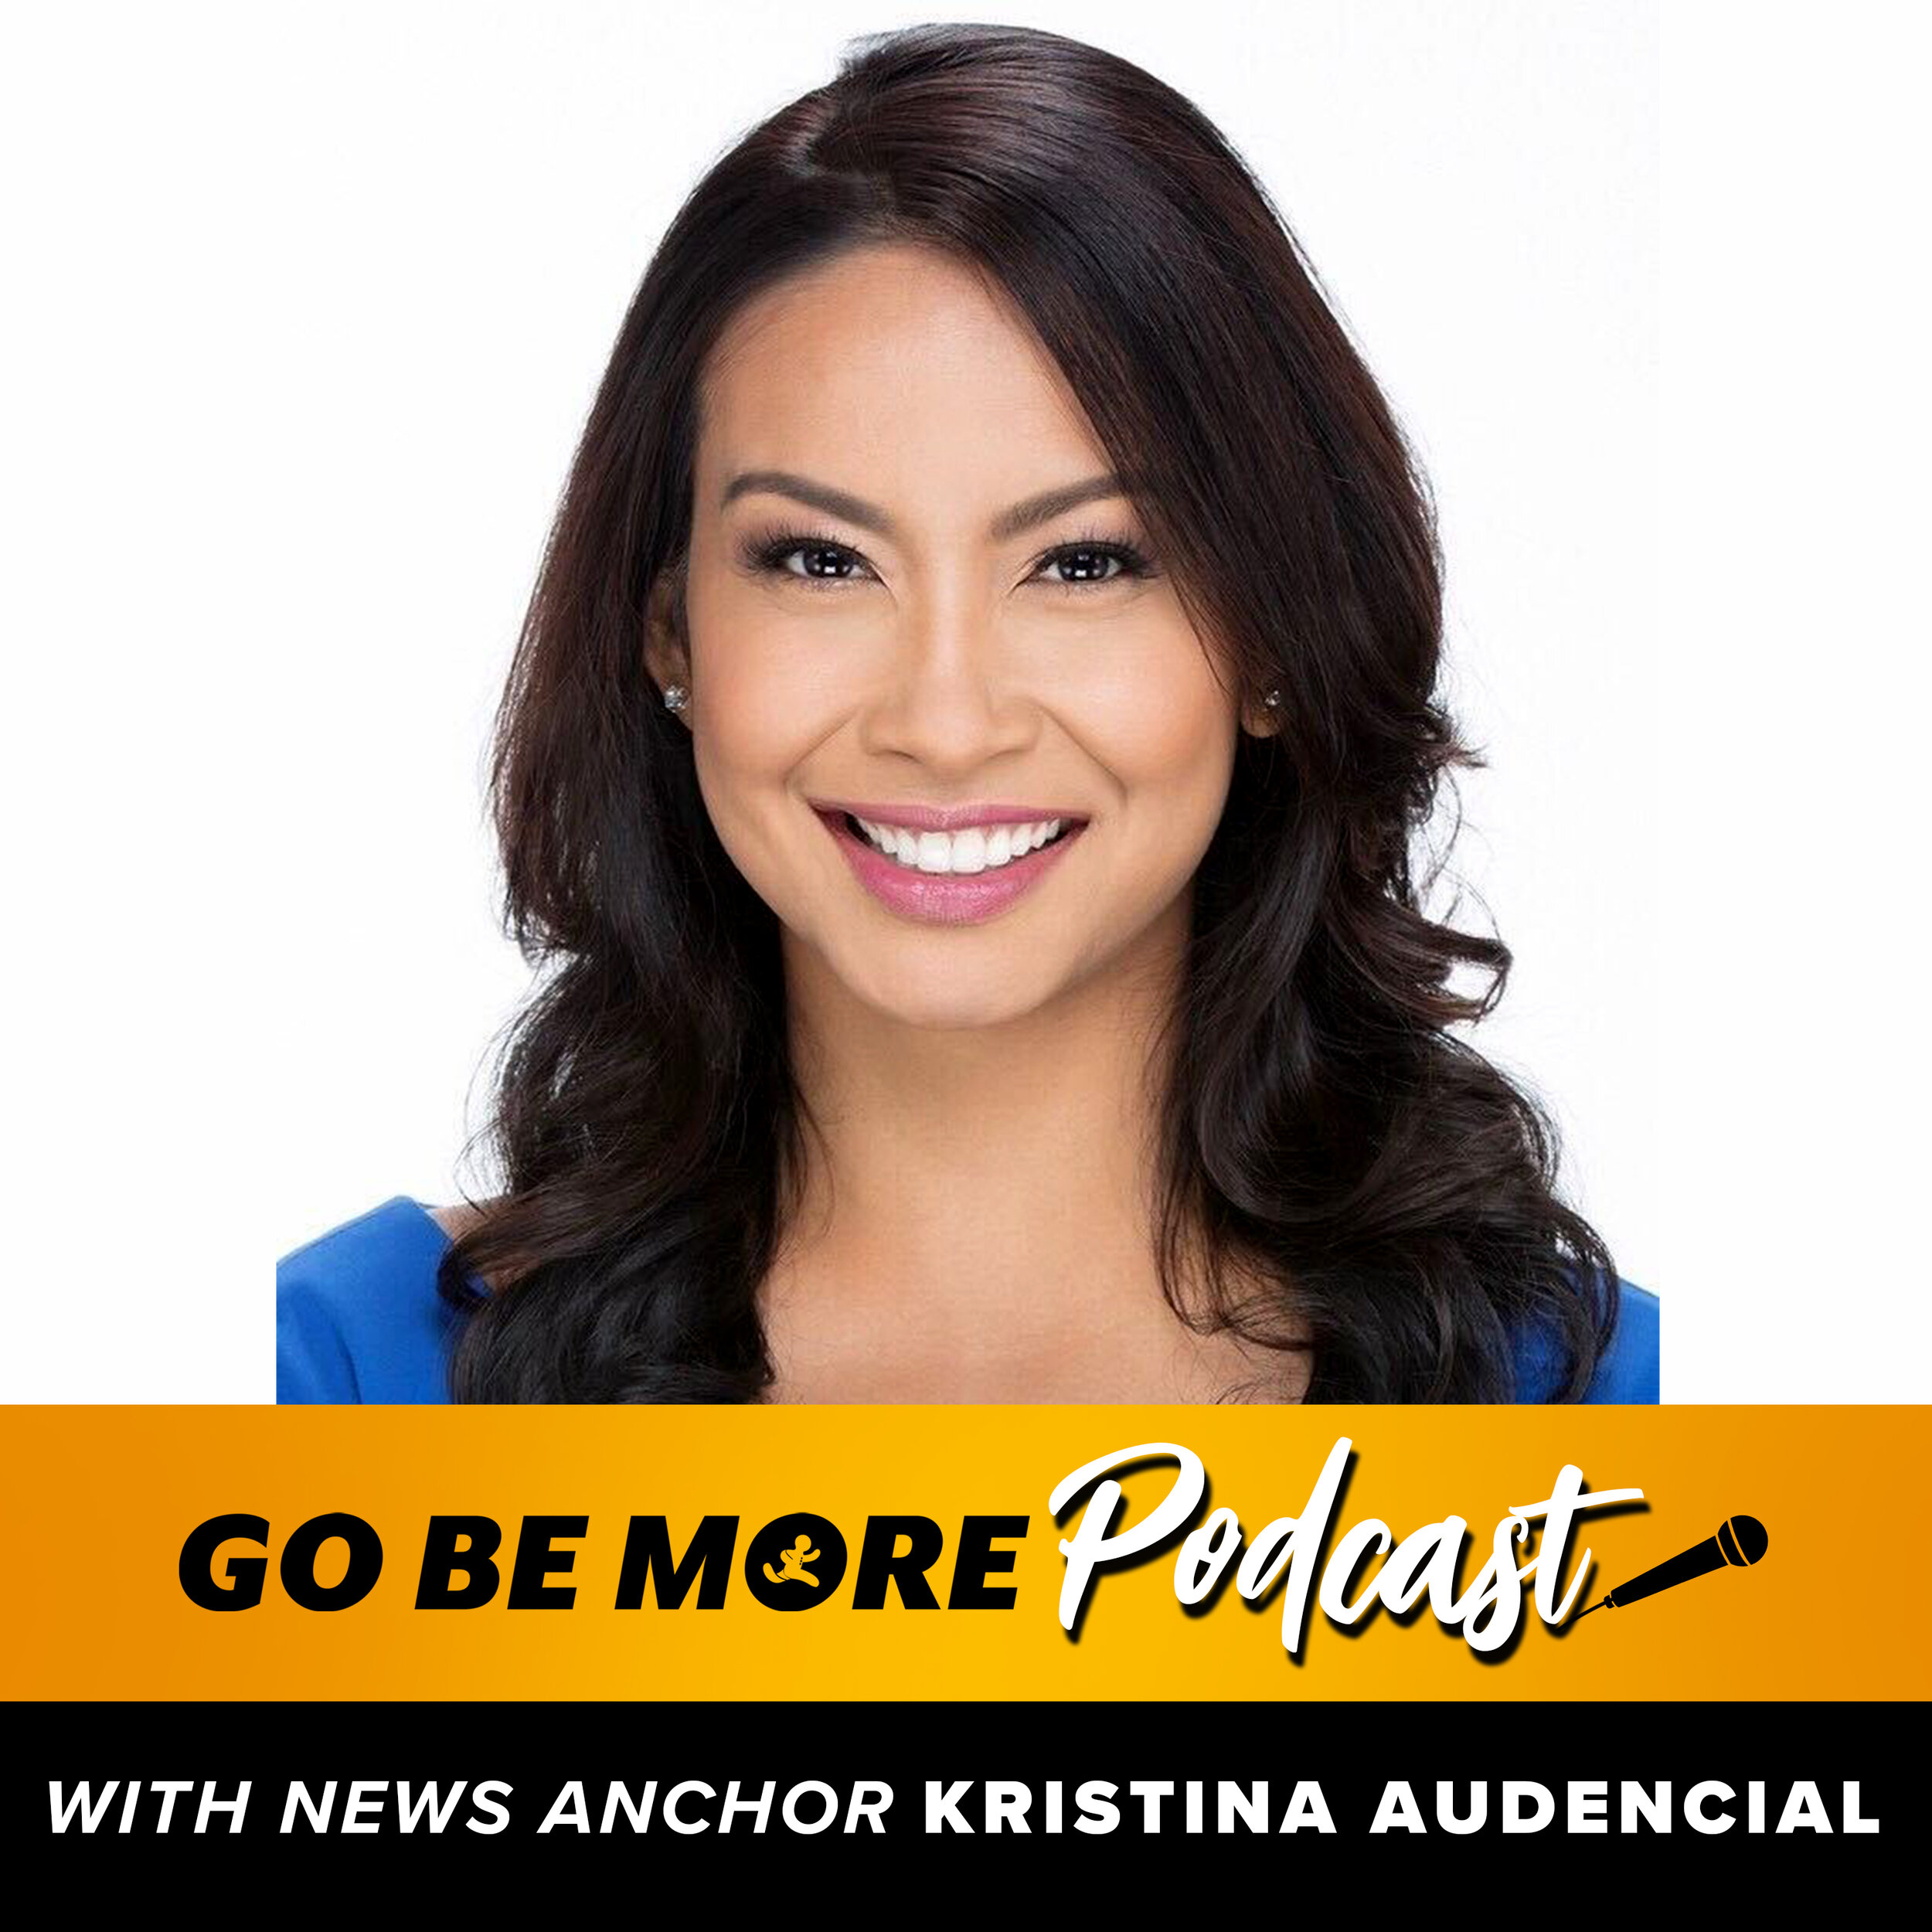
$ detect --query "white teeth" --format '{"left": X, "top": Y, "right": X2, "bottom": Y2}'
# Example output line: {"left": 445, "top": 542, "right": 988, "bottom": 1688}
{"left": 852, "top": 815, "right": 1072, "bottom": 875}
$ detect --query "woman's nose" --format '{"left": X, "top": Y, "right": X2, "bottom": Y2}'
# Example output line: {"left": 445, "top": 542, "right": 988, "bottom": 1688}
{"left": 856, "top": 594, "right": 1039, "bottom": 773}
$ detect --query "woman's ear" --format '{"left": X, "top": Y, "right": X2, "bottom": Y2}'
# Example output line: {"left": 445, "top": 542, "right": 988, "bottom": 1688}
{"left": 1238, "top": 689, "right": 1282, "bottom": 739}
{"left": 643, "top": 563, "right": 692, "bottom": 727}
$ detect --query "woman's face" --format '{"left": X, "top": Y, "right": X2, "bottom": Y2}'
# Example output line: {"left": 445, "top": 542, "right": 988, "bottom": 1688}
{"left": 656, "top": 241, "right": 1254, "bottom": 1031}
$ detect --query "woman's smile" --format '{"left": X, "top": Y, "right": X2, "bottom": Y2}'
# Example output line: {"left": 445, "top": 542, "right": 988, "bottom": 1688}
{"left": 813, "top": 800, "right": 1089, "bottom": 926}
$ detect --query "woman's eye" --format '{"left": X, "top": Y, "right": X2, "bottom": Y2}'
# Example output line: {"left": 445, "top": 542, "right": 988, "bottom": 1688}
{"left": 778, "top": 542, "right": 866, "bottom": 582}
{"left": 738, "top": 532, "right": 875, "bottom": 589}
{"left": 1037, "top": 545, "right": 1133, "bottom": 586}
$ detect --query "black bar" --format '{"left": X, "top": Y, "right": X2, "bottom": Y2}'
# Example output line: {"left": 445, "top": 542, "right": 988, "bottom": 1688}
{"left": 9, "top": 1701, "right": 1908, "bottom": 1872}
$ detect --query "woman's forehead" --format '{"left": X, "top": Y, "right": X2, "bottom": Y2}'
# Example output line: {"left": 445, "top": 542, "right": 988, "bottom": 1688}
{"left": 696, "top": 243, "right": 1107, "bottom": 517}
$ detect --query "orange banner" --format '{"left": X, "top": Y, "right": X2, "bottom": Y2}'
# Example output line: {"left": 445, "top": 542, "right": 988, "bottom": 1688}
{"left": 5, "top": 1404, "right": 1920, "bottom": 1702}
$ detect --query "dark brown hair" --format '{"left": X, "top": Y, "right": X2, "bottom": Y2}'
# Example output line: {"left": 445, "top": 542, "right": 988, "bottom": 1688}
{"left": 440, "top": 22, "right": 1618, "bottom": 1401}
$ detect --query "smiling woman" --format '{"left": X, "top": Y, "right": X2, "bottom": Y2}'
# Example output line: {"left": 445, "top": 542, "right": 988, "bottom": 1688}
{"left": 275, "top": 21, "right": 1658, "bottom": 1406}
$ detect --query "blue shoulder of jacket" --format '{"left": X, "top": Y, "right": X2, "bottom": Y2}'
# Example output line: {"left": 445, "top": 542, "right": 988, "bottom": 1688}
{"left": 1511, "top": 1277, "right": 1660, "bottom": 1404}
{"left": 275, "top": 1196, "right": 459, "bottom": 1404}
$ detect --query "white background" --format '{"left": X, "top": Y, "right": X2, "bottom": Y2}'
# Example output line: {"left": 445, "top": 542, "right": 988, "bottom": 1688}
{"left": 2, "top": 2, "right": 1922, "bottom": 1402}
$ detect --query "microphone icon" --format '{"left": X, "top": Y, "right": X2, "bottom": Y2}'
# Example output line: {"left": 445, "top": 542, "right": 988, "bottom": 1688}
{"left": 1572, "top": 1515, "right": 1768, "bottom": 1621}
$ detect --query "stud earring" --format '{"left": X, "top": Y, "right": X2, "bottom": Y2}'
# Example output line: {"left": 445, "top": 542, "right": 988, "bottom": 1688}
{"left": 662, "top": 684, "right": 689, "bottom": 714}
{"left": 1262, "top": 687, "right": 1282, "bottom": 709}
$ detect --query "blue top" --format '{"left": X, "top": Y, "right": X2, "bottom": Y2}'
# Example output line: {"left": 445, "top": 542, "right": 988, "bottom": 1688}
{"left": 277, "top": 1196, "right": 1661, "bottom": 1405}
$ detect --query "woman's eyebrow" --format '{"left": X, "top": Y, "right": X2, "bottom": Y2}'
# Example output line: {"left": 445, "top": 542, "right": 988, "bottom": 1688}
{"left": 718, "top": 469, "right": 1134, "bottom": 541}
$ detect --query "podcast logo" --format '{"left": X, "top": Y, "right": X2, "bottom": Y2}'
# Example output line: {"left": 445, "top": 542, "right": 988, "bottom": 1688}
{"left": 170, "top": 1437, "right": 1776, "bottom": 1662}
{"left": 1049, "top": 1440, "right": 1775, "bottom": 1658}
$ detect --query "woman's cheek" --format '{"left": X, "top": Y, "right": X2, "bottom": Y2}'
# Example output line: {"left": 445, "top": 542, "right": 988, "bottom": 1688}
{"left": 688, "top": 614, "right": 859, "bottom": 912}
{"left": 1062, "top": 631, "right": 1240, "bottom": 840}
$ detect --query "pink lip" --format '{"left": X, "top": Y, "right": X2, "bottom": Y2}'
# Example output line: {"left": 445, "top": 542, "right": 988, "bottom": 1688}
{"left": 809, "top": 798, "right": 1090, "bottom": 832}
{"left": 815, "top": 806, "right": 1086, "bottom": 927}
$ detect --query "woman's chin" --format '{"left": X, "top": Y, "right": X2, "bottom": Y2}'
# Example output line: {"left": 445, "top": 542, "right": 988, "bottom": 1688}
{"left": 845, "top": 963, "right": 1072, "bottom": 1035}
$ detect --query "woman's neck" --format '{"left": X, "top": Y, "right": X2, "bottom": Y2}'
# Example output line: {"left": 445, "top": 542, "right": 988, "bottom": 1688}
{"left": 784, "top": 904, "right": 1181, "bottom": 1263}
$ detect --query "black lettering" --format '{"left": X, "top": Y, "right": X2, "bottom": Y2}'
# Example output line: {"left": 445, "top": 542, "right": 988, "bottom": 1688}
{"left": 179, "top": 1513, "right": 269, "bottom": 1611}
{"left": 614, "top": 1515, "right": 740, "bottom": 1609}
{"left": 852, "top": 1515, "right": 944, "bottom": 1610}
{"left": 415, "top": 1515, "right": 504, "bottom": 1608}
{"left": 947, "top": 1515, "right": 1029, "bottom": 1609}
{"left": 280, "top": 1512, "right": 383, "bottom": 1611}
{"left": 507, "top": 1515, "right": 587, "bottom": 1608}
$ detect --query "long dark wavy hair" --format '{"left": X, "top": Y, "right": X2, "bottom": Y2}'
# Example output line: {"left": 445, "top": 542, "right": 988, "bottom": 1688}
{"left": 438, "top": 21, "right": 1618, "bottom": 1403}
